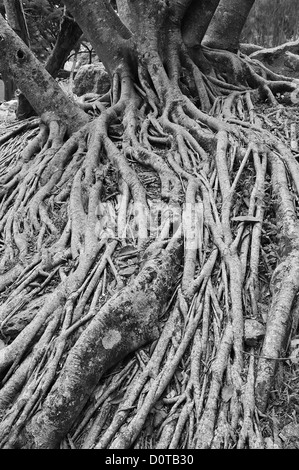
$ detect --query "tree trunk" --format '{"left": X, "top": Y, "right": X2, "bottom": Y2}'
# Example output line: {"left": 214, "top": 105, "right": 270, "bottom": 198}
{"left": 62, "top": 0, "right": 132, "bottom": 76}
{"left": 2, "top": 72, "right": 15, "bottom": 101}
{"left": 16, "top": 9, "right": 83, "bottom": 120}
{"left": 182, "top": 0, "right": 221, "bottom": 48}
{"left": 0, "top": 14, "right": 88, "bottom": 133}
{"left": 3, "top": 0, "right": 30, "bottom": 45}
{"left": 202, "top": 0, "right": 255, "bottom": 52}
{"left": 45, "top": 9, "right": 82, "bottom": 79}
{"left": 0, "top": 0, "right": 297, "bottom": 450}
{"left": 2, "top": 0, "right": 30, "bottom": 101}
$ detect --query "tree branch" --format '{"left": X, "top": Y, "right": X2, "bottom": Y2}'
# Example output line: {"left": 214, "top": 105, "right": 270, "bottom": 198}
{"left": 0, "top": 14, "right": 88, "bottom": 133}
{"left": 17, "top": 9, "right": 83, "bottom": 120}
{"left": 3, "top": 0, "right": 30, "bottom": 46}
{"left": 45, "top": 9, "right": 82, "bottom": 78}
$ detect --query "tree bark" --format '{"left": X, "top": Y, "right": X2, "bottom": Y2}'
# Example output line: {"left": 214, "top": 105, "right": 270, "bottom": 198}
{"left": 17, "top": 9, "right": 83, "bottom": 120}
{"left": 182, "top": 0, "right": 221, "bottom": 48}
{"left": 0, "top": 0, "right": 297, "bottom": 451}
{"left": 202, "top": 0, "right": 255, "bottom": 52}
{"left": 45, "top": 9, "right": 82, "bottom": 79}
{"left": 3, "top": 0, "right": 30, "bottom": 45}
{"left": 2, "top": 0, "right": 30, "bottom": 101}
{"left": 19, "top": 239, "right": 183, "bottom": 448}
{"left": 0, "top": 14, "right": 88, "bottom": 133}
{"left": 116, "top": 0, "right": 133, "bottom": 31}
{"left": 62, "top": 0, "right": 132, "bottom": 75}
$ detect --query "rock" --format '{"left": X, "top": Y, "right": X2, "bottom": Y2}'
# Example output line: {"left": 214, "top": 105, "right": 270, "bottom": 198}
{"left": 0, "top": 99, "right": 17, "bottom": 123}
{"left": 73, "top": 63, "right": 110, "bottom": 97}
{"left": 244, "top": 319, "right": 265, "bottom": 346}
{"left": 284, "top": 51, "right": 299, "bottom": 72}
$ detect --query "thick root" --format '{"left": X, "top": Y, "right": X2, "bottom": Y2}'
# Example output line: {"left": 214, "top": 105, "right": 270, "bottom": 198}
{"left": 0, "top": 41, "right": 299, "bottom": 450}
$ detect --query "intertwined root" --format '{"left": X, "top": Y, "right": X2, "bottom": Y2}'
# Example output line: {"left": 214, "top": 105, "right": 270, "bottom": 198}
{"left": 0, "top": 48, "right": 299, "bottom": 448}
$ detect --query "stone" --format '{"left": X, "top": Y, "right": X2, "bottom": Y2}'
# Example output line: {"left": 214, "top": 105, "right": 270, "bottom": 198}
{"left": 73, "top": 63, "right": 110, "bottom": 97}
{"left": 284, "top": 51, "right": 299, "bottom": 72}
{"left": 0, "top": 99, "right": 17, "bottom": 123}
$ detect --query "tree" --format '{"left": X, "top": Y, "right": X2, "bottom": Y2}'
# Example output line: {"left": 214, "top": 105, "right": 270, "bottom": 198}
{"left": 0, "top": 1, "right": 81, "bottom": 107}
{"left": 0, "top": 0, "right": 298, "bottom": 449}
{"left": 16, "top": 7, "right": 83, "bottom": 119}
{"left": 19, "top": 0, "right": 64, "bottom": 62}
{"left": 1, "top": 0, "right": 29, "bottom": 100}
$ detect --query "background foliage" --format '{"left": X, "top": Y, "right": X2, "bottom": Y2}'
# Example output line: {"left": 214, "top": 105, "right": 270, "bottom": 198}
{"left": 242, "top": 0, "right": 299, "bottom": 47}
{"left": 23, "top": 0, "right": 63, "bottom": 61}
{"left": 0, "top": 0, "right": 63, "bottom": 62}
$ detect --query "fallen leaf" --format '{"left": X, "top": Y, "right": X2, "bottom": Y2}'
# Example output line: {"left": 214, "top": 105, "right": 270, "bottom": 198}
{"left": 110, "top": 391, "right": 125, "bottom": 405}
{"left": 119, "top": 265, "right": 138, "bottom": 276}
{"left": 117, "top": 245, "right": 138, "bottom": 257}
{"left": 176, "top": 370, "right": 183, "bottom": 382}
{"left": 154, "top": 400, "right": 164, "bottom": 411}
{"left": 222, "top": 384, "right": 234, "bottom": 402}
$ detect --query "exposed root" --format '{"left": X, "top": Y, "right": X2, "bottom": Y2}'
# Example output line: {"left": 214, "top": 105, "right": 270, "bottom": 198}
{"left": 248, "top": 38, "right": 299, "bottom": 66}
{"left": 202, "top": 45, "right": 298, "bottom": 107}
{"left": 0, "top": 39, "right": 299, "bottom": 449}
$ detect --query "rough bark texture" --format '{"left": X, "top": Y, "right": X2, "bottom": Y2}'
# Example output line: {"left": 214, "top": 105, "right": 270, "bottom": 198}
{"left": 2, "top": 0, "right": 30, "bottom": 101}
{"left": 0, "top": 0, "right": 298, "bottom": 451}
{"left": 203, "top": 0, "right": 255, "bottom": 52}
{"left": 19, "top": 239, "right": 183, "bottom": 448}
{"left": 16, "top": 9, "right": 83, "bottom": 120}
{"left": 0, "top": 14, "right": 88, "bottom": 133}
{"left": 62, "top": 0, "right": 132, "bottom": 75}
{"left": 45, "top": 10, "right": 82, "bottom": 79}
{"left": 182, "top": 0, "right": 220, "bottom": 48}
{"left": 3, "top": 0, "right": 30, "bottom": 45}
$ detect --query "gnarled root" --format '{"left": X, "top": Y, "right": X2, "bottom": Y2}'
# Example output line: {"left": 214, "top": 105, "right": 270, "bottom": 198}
{"left": 1, "top": 36, "right": 299, "bottom": 450}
